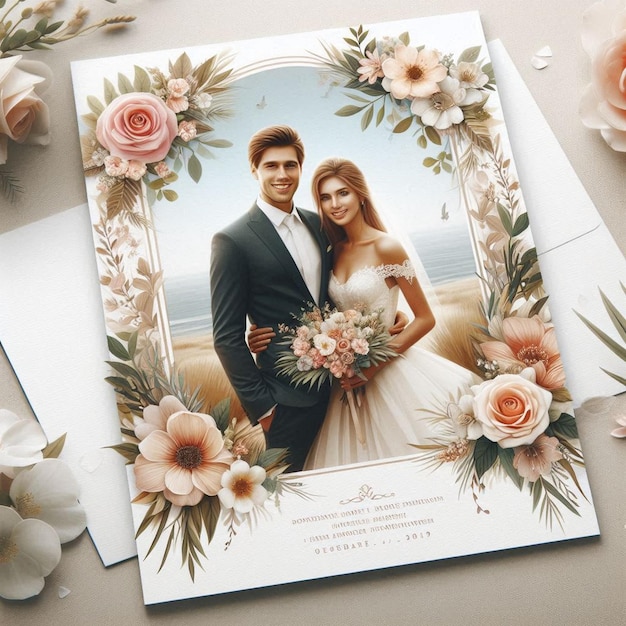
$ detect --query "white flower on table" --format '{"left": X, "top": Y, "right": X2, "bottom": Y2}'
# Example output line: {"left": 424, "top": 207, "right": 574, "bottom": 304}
{"left": 9, "top": 458, "right": 87, "bottom": 544}
{"left": 0, "top": 506, "right": 61, "bottom": 600}
{"left": 0, "top": 409, "right": 47, "bottom": 478}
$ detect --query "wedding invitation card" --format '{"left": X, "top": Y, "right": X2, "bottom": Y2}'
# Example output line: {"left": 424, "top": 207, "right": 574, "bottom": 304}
{"left": 70, "top": 12, "right": 599, "bottom": 604}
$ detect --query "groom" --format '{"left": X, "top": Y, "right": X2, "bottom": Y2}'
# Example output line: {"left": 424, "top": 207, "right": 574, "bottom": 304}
{"left": 210, "top": 125, "right": 333, "bottom": 472}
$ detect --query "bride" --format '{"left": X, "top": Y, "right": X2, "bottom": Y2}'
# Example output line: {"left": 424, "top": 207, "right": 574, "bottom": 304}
{"left": 251, "top": 157, "right": 480, "bottom": 469}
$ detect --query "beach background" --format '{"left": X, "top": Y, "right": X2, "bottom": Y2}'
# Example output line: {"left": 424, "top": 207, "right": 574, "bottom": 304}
{"left": 168, "top": 223, "right": 484, "bottom": 415}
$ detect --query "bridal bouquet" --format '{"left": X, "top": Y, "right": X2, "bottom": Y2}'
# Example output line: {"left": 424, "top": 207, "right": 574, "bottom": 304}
{"left": 276, "top": 303, "right": 397, "bottom": 389}
{"left": 277, "top": 304, "right": 397, "bottom": 443}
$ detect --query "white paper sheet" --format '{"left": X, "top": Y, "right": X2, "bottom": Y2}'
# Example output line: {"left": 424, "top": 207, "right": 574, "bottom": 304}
{"left": 0, "top": 38, "right": 622, "bottom": 568}
{"left": 0, "top": 205, "right": 136, "bottom": 566}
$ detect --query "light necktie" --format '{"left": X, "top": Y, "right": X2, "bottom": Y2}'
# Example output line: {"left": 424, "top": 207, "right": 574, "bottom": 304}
{"left": 283, "top": 213, "right": 319, "bottom": 302}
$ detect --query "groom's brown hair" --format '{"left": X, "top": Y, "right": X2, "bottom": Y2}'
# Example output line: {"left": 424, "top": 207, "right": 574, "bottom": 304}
{"left": 248, "top": 125, "right": 305, "bottom": 169}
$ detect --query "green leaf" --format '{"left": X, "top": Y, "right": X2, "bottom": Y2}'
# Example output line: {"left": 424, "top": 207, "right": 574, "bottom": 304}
{"left": 107, "top": 442, "right": 140, "bottom": 464}
{"left": 497, "top": 447, "right": 523, "bottom": 490}
{"left": 398, "top": 31, "right": 410, "bottom": 46}
{"left": 424, "top": 125, "right": 441, "bottom": 145}
{"left": 117, "top": 72, "right": 134, "bottom": 95}
{"left": 458, "top": 45, "right": 482, "bottom": 63}
{"left": 575, "top": 311, "right": 626, "bottom": 361}
{"left": 392, "top": 116, "right": 413, "bottom": 134}
{"left": 473, "top": 437, "right": 498, "bottom": 478}
{"left": 541, "top": 478, "right": 580, "bottom": 517}
{"left": 496, "top": 202, "right": 513, "bottom": 236}
{"left": 87, "top": 95, "right": 105, "bottom": 117}
{"left": 106, "top": 360, "right": 141, "bottom": 380}
{"left": 210, "top": 398, "right": 231, "bottom": 432}
{"left": 511, "top": 212, "right": 530, "bottom": 237}
{"left": 107, "top": 335, "right": 131, "bottom": 361}
{"left": 599, "top": 288, "right": 626, "bottom": 343}
{"left": 133, "top": 65, "right": 152, "bottom": 92}
{"left": 42, "top": 433, "right": 67, "bottom": 459}
{"left": 187, "top": 154, "right": 202, "bottom": 183}
{"left": 127, "top": 331, "right": 139, "bottom": 359}
{"left": 361, "top": 105, "right": 374, "bottom": 131}
{"left": 335, "top": 104, "right": 365, "bottom": 117}
{"left": 163, "top": 189, "right": 178, "bottom": 202}
{"left": 549, "top": 413, "right": 579, "bottom": 440}
{"left": 103, "top": 78, "right": 118, "bottom": 105}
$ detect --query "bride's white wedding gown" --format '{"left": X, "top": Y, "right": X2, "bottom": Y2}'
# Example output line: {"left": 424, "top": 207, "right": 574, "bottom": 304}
{"left": 303, "top": 262, "right": 481, "bottom": 470}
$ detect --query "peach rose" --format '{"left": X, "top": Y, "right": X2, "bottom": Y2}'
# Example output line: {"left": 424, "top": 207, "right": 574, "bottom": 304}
{"left": 96, "top": 92, "right": 178, "bottom": 164}
{"left": 579, "top": 0, "right": 626, "bottom": 150}
{"left": 470, "top": 368, "right": 552, "bottom": 448}
{"left": 0, "top": 56, "right": 51, "bottom": 165}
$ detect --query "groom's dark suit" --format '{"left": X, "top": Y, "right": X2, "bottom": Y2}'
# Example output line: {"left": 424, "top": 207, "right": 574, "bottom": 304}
{"left": 210, "top": 203, "right": 333, "bottom": 471}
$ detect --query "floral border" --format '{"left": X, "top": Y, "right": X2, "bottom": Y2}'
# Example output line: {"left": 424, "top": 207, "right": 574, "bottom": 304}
{"left": 78, "top": 24, "right": 591, "bottom": 579}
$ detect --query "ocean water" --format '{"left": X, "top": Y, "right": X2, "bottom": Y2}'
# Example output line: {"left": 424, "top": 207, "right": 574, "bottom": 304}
{"left": 164, "top": 224, "right": 477, "bottom": 338}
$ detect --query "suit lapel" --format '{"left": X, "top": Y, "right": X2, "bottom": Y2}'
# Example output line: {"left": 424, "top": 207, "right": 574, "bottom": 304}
{"left": 247, "top": 205, "right": 311, "bottom": 298}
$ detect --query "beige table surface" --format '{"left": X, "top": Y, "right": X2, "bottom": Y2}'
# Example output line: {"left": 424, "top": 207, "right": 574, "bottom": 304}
{"left": 1, "top": 1, "right": 625, "bottom": 624}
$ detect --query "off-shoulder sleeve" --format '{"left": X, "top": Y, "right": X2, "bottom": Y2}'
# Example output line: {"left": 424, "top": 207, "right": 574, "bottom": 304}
{"left": 373, "top": 259, "right": 416, "bottom": 283}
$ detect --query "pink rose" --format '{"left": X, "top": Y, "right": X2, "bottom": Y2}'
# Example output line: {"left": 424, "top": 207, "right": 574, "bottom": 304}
{"left": 470, "top": 368, "right": 552, "bottom": 448}
{"left": 336, "top": 338, "right": 351, "bottom": 353}
{"left": 579, "top": 0, "right": 626, "bottom": 150}
{"left": 96, "top": 92, "right": 178, "bottom": 164}
{"left": 0, "top": 56, "right": 51, "bottom": 164}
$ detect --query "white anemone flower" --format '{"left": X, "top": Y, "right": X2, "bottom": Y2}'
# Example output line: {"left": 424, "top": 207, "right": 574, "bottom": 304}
{"left": 410, "top": 76, "right": 466, "bottom": 130}
{"left": 10, "top": 459, "right": 87, "bottom": 544}
{"left": 0, "top": 506, "right": 61, "bottom": 600}
{"left": 218, "top": 459, "right": 268, "bottom": 514}
{"left": 0, "top": 409, "right": 48, "bottom": 478}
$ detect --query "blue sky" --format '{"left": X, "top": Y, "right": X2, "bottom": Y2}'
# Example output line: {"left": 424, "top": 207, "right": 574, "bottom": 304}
{"left": 151, "top": 64, "right": 470, "bottom": 277}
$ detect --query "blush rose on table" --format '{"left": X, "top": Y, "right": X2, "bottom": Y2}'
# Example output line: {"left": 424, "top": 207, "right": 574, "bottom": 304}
{"left": 579, "top": 0, "right": 626, "bottom": 150}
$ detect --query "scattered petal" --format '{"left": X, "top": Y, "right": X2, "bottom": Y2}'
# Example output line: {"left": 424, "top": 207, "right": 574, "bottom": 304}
{"left": 79, "top": 449, "right": 103, "bottom": 473}
{"left": 531, "top": 56, "right": 549, "bottom": 70}
{"left": 58, "top": 586, "right": 71, "bottom": 598}
{"left": 534, "top": 45, "right": 553, "bottom": 58}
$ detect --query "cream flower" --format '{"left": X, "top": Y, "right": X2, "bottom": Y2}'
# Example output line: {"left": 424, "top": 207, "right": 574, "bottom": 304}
{"left": 134, "top": 395, "right": 185, "bottom": 440}
{"left": 480, "top": 315, "right": 566, "bottom": 390}
{"left": 579, "top": 0, "right": 626, "bottom": 150}
{"left": 357, "top": 49, "right": 385, "bottom": 84}
{"left": 0, "top": 506, "right": 61, "bottom": 600}
{"left": 0, "top": 55, "right": 51, "bottom": 165}
{"left": 9, "top": 459, "right": 87, "bottom": 543}
{"left": 0, "top": 409, "right": 48, "bottom": 478}
{"left": 513, "top": 434, "right": 563, "bottom": 482}
{"left": 381, "top": 45, "right": 447, "bottom": 100}
{"left": 449, "top": 61, "right": 488, "bottom": 104}
{"left": 218, "top": 459, "right": 268, "bottom": 513}
{"left": 470, "top": 368, "right": 552, "bottom": 448}
{"left": 134, "top": 407, "right": 233, "bottom": 506}
{"left": 313, "top": 333, "right": 336, "bottom": 356}
{"left": 410, "top": 76, "right": 465, "bottom": 129}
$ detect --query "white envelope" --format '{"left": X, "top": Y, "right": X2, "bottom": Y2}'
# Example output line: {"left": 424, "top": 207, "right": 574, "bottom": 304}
{"left": 0, "top": 39, "right": 622, "bottom": 566}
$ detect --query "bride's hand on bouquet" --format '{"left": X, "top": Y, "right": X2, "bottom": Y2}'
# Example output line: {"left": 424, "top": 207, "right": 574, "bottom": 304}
{"left": 340, "top": 363, "right": 384, "bottom": 391}
{"left": 247, "top": 324, "right": 275, "bottom": 354}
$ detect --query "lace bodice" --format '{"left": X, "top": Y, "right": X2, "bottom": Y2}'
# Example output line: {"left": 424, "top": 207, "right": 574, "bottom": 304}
{"left": 329, "top": 261, "right": 415, "bottom": 328}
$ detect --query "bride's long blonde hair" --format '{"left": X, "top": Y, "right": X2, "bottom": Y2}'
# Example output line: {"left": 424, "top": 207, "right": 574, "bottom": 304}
{"left": 311, "top": 158, "right": 386, "bottom": 246}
